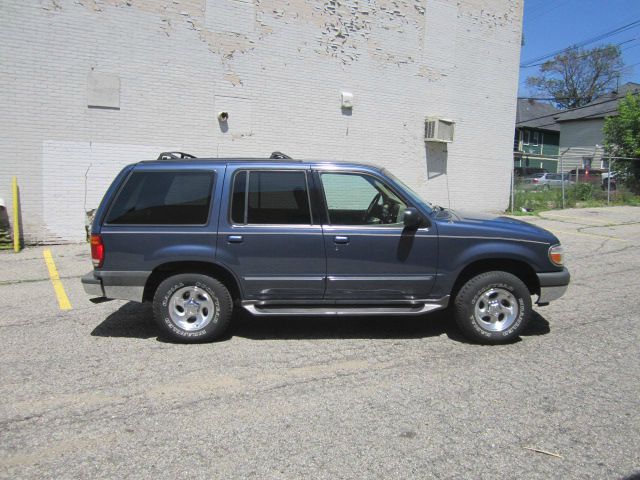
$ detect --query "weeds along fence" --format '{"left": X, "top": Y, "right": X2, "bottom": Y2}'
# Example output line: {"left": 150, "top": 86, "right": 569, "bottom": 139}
{"left": 510, "top": 151, "right": 640, "bottom": 213}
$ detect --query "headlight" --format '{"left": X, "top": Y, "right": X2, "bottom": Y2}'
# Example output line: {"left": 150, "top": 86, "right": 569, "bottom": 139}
{"left": 549, "top": 244, "right": 564, "bottom": 266}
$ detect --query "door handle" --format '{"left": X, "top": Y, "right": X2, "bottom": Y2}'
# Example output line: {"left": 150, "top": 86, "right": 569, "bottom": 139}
{"left": 334, "top": 236, "right": 350, "bottom": 244}
{"left": 227, "top": 235, "right": 244, "bottom": 243}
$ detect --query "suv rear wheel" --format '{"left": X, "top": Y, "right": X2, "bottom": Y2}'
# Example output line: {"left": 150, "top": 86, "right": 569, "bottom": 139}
{"left": 152, "top": 273, "right": 232, "bottom": 343}
{"left": 453, "top": 271, "right": 532, "bottom": 344}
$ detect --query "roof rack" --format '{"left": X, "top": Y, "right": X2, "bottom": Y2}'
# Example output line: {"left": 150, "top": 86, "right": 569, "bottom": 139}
{"left": 270, "top": 151, "right": 292, "bottom": 159}
{"left": 157, "top": 151, "right": 197, "bottom": 160}
{"left": 156, "top": 151, "right": 292, "bottom": 161}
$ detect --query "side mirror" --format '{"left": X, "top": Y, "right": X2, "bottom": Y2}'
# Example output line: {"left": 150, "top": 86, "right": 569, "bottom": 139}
{"left": 403, "top": 207, "right": 425, "bottom": 229}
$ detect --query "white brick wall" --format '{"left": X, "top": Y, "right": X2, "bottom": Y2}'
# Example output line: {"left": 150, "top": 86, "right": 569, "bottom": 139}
{"left": 0, "top": 0, "right": 523, "bottom": 243}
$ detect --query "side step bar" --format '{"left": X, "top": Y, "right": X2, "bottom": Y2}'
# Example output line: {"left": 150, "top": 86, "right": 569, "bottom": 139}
{"left": 241, "top": 297, "right": 449, "bottom": 316}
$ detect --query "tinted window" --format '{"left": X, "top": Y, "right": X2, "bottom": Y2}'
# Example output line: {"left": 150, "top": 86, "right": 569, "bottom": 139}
{"left": 321, "top": 173, "right": 407, "bottom": 226}
{"left": 230, "top": 170, "right": 311, "bottom": 224}
{"left": 106, "top": 171, "right": 214, "bottom": 225}
{"left": 231, "top": 171, "right": 247, "bottom": 224}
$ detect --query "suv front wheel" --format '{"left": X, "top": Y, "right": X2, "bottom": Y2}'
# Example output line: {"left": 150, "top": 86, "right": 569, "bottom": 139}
{"left": 453, "top": 271, "right": 532, "bottom": 344}
{"left": 152, "top": 273, "right": 232, "bottom": 343}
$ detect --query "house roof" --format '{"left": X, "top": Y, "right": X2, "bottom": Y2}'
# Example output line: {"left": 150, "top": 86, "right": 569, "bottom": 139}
{"left": 515, "top": 99, "right": 560, "bottom": 131}
{"left": 554, "top": 82, "right": 640, "bottom": 123}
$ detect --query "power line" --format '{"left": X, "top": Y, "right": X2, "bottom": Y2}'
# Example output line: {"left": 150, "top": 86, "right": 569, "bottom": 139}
{"left": 522, "top": 19, "right": 640, "bottom": 66}
{"left": 622, "top": 41, "right": 640, "bottom": 52}
{"left": 520, "top": 19, "right": 640, "bottom": 67}
{"left": 526, "top": 0, "right": 575, "bottom": 24}
{"left": 519, "top": 43, "right": 639, "bottom": 90}
{"left": 620, "top": 60, "right": 640, "bottom": 71}
{"left": 519, "top": 38, "right": 636, "bottom": 69}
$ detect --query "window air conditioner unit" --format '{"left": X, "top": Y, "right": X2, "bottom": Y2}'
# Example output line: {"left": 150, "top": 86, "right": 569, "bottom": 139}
{"left": 425, "top": 117, "right": 455, "bottom": 143}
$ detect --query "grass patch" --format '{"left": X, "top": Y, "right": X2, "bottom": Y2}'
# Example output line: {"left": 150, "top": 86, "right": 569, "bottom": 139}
{"left": 509, "top": 185, "right": 640, "bottom": 213}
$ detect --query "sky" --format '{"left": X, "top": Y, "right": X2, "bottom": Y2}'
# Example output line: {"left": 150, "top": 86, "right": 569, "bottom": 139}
{"left": 518, "top": 0, "right": 640, "bottom": 98}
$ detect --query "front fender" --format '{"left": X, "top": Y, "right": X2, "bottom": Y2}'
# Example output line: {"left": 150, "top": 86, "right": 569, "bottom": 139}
{"left": 432, "top": 238, "right": 552, "bottom": 296}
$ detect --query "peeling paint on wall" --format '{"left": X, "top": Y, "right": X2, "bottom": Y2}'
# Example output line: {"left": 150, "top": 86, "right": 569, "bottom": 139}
{"left": 457, "top": 0, "right": 522, "bottom": 37}
{"left": 223, "top": 71, "right": 243, "bottom": 86}
{"left": 416, "top": 64, "right": 445, "bottom": 81}
{"left": 4, "top": 0, "right": 524, "bottom": 242}
{"left": 70, "top": 0, "right": 523, "bottom": 72}
{"left": 200, "top": 30, "right": 254, "bottom": 59}
{"left": 257, "top": 0, "right": 427, "bottom": 65}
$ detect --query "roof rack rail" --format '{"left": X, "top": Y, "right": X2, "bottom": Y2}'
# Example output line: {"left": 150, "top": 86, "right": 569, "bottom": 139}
{"left": 157, "top": 151, "right": 197, "bottom": 160}
{"left": 269, "top": 151, "right": 292, "bottom": 159}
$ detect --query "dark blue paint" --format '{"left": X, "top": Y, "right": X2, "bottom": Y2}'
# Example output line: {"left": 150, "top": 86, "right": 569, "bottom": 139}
{"left": 90, "top": 158, "right": 566, "bottom": 302}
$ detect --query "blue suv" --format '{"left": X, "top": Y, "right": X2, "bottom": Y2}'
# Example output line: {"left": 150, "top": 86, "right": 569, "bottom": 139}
{"left": 82, "top": 153, "right": 570, "bottom": 344}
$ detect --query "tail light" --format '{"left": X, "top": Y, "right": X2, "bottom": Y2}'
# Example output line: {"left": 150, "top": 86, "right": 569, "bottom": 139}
{"left": 532, "top": 178, "right": 539, "bottom": 183}
{"left": 548, "top": 245, "right": 564, "bottom": 266}
{"left": 90, "top": 234, "right": 105, "bottom": 268}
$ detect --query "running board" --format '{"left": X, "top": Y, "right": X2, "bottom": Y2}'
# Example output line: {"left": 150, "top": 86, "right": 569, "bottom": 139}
{"left": 241, "top": 298, "right": 449, "bottom": 316}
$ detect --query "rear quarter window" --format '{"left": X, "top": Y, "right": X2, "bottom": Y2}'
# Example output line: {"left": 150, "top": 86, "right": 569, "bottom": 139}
{"left": 106, "top": 171, "right": 215, "bottom": 225}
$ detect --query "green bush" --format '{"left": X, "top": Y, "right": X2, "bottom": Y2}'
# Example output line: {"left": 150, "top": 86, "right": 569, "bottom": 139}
{"left": 510, "top": 183, "right": 640, "bottom": 213}
{"left": 573, "top": 183, "right": 596, "bottom": 201}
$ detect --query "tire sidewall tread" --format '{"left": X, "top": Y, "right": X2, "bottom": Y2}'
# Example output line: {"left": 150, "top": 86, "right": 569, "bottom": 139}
{"left": 454, "top": 271, "right": 532, "bottom": 345}
{"left": 152, "top": 273, "right": 232, "bottom": 343}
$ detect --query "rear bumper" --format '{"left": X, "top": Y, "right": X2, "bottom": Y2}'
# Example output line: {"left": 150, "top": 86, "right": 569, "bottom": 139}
{"left": 81, "top": 272, "right": 105, "bottom": 297}
{"left": 81, "top": 270, "right": 149, "bottom": 302}
{"left": 536, "top": 267, "right": 570, "bottom": 304}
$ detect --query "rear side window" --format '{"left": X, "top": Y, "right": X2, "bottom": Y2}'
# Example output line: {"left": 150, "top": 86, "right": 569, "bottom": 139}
{"left": 230, "top": 170, "right": 311, "bottom": 224}
{"left": 106, "top": 171, "right": 214, "bottom": 225}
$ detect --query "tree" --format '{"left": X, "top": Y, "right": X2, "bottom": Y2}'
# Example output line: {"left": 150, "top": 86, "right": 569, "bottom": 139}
{"left": 526, "top": 45, "right": 623, "bottom": 109}
{"left": 603, "top": 93, "right": 640, "bottom": 191}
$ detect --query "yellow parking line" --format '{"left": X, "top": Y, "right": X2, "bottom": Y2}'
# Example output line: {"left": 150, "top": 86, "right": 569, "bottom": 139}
{"left": 43, "top": 249, "right": 72, "bottom": 310}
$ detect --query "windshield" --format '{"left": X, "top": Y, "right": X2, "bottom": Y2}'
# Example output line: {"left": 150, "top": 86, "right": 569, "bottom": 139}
{"left": 381, "top": 168, "right": 434, "bottom": 213}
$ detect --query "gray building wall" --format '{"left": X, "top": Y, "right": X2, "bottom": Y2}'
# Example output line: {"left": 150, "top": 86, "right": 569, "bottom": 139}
{"left": 0, "top": 0, "right": 523, "bottom": 243}
{"left": 558, "top": 119, "right": 606, "bottom": 172}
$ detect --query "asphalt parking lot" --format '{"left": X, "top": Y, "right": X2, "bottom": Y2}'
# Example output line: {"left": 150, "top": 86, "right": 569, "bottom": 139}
{"left": 1, "top": 206, "right": 639, "bottom": 479}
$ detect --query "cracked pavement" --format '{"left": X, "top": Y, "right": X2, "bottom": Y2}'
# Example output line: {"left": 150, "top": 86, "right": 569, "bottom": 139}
{"left": 0, "top": 207, "right": 639, "bottom": 479}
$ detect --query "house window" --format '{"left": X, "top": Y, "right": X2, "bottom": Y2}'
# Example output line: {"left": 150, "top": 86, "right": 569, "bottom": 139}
{"left": 523, "top": 130, "right": 530, "bottom": 145}
{"left": 582, "top": 157, "right": 593, "bottom": 169}
{"left": 533, "top": 132, "right": 539, "bottom": 146}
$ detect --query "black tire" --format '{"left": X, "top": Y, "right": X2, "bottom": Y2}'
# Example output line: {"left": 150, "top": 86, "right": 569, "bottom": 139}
{"left": 152, "top": 273, "right": 232, "bottom": 343}
{"left": 453, "top": 271, "right": 532, "bottom": 344}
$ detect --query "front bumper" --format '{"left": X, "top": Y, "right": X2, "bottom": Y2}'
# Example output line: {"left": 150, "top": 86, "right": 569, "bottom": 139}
{"left": 536, "top": 267, "right": 570, "bottom": 304}
{"left": 81, "top": 272, "right": 105, "bottom": 297}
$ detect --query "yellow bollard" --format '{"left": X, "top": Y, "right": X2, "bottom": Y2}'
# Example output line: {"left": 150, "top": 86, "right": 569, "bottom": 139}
{"left": 12, "top": 176, "right": 20, "bottom": 252}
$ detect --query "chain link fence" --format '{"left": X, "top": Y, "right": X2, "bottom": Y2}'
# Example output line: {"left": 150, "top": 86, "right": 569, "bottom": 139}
{"left": 510, "top": 150, "right": 640, "bottom": 213}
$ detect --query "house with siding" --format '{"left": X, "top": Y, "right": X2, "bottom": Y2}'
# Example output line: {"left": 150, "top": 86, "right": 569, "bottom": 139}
{"left": 0, "top": 0, "right": 524, "bottom": 243}
{"left": 514, "top": 99, "right": 560, "bottom": 173}
{"left": 555, "top": 82, "right": 640, "bottom": 173}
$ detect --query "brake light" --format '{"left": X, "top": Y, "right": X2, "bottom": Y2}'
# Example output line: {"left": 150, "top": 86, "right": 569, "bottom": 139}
{"left": 549, "top": 245, "right": 564, "bottom": 266}
{"left": 532, "top": 178, "right": 539, "bottom": 183}
{"left": 91, "top": 234, "right": 105, "bottom": 268}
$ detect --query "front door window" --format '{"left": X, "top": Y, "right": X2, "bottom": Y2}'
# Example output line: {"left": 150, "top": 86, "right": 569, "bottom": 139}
{"left": 320, "top": 172, "right": 407, "bottom": 226}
